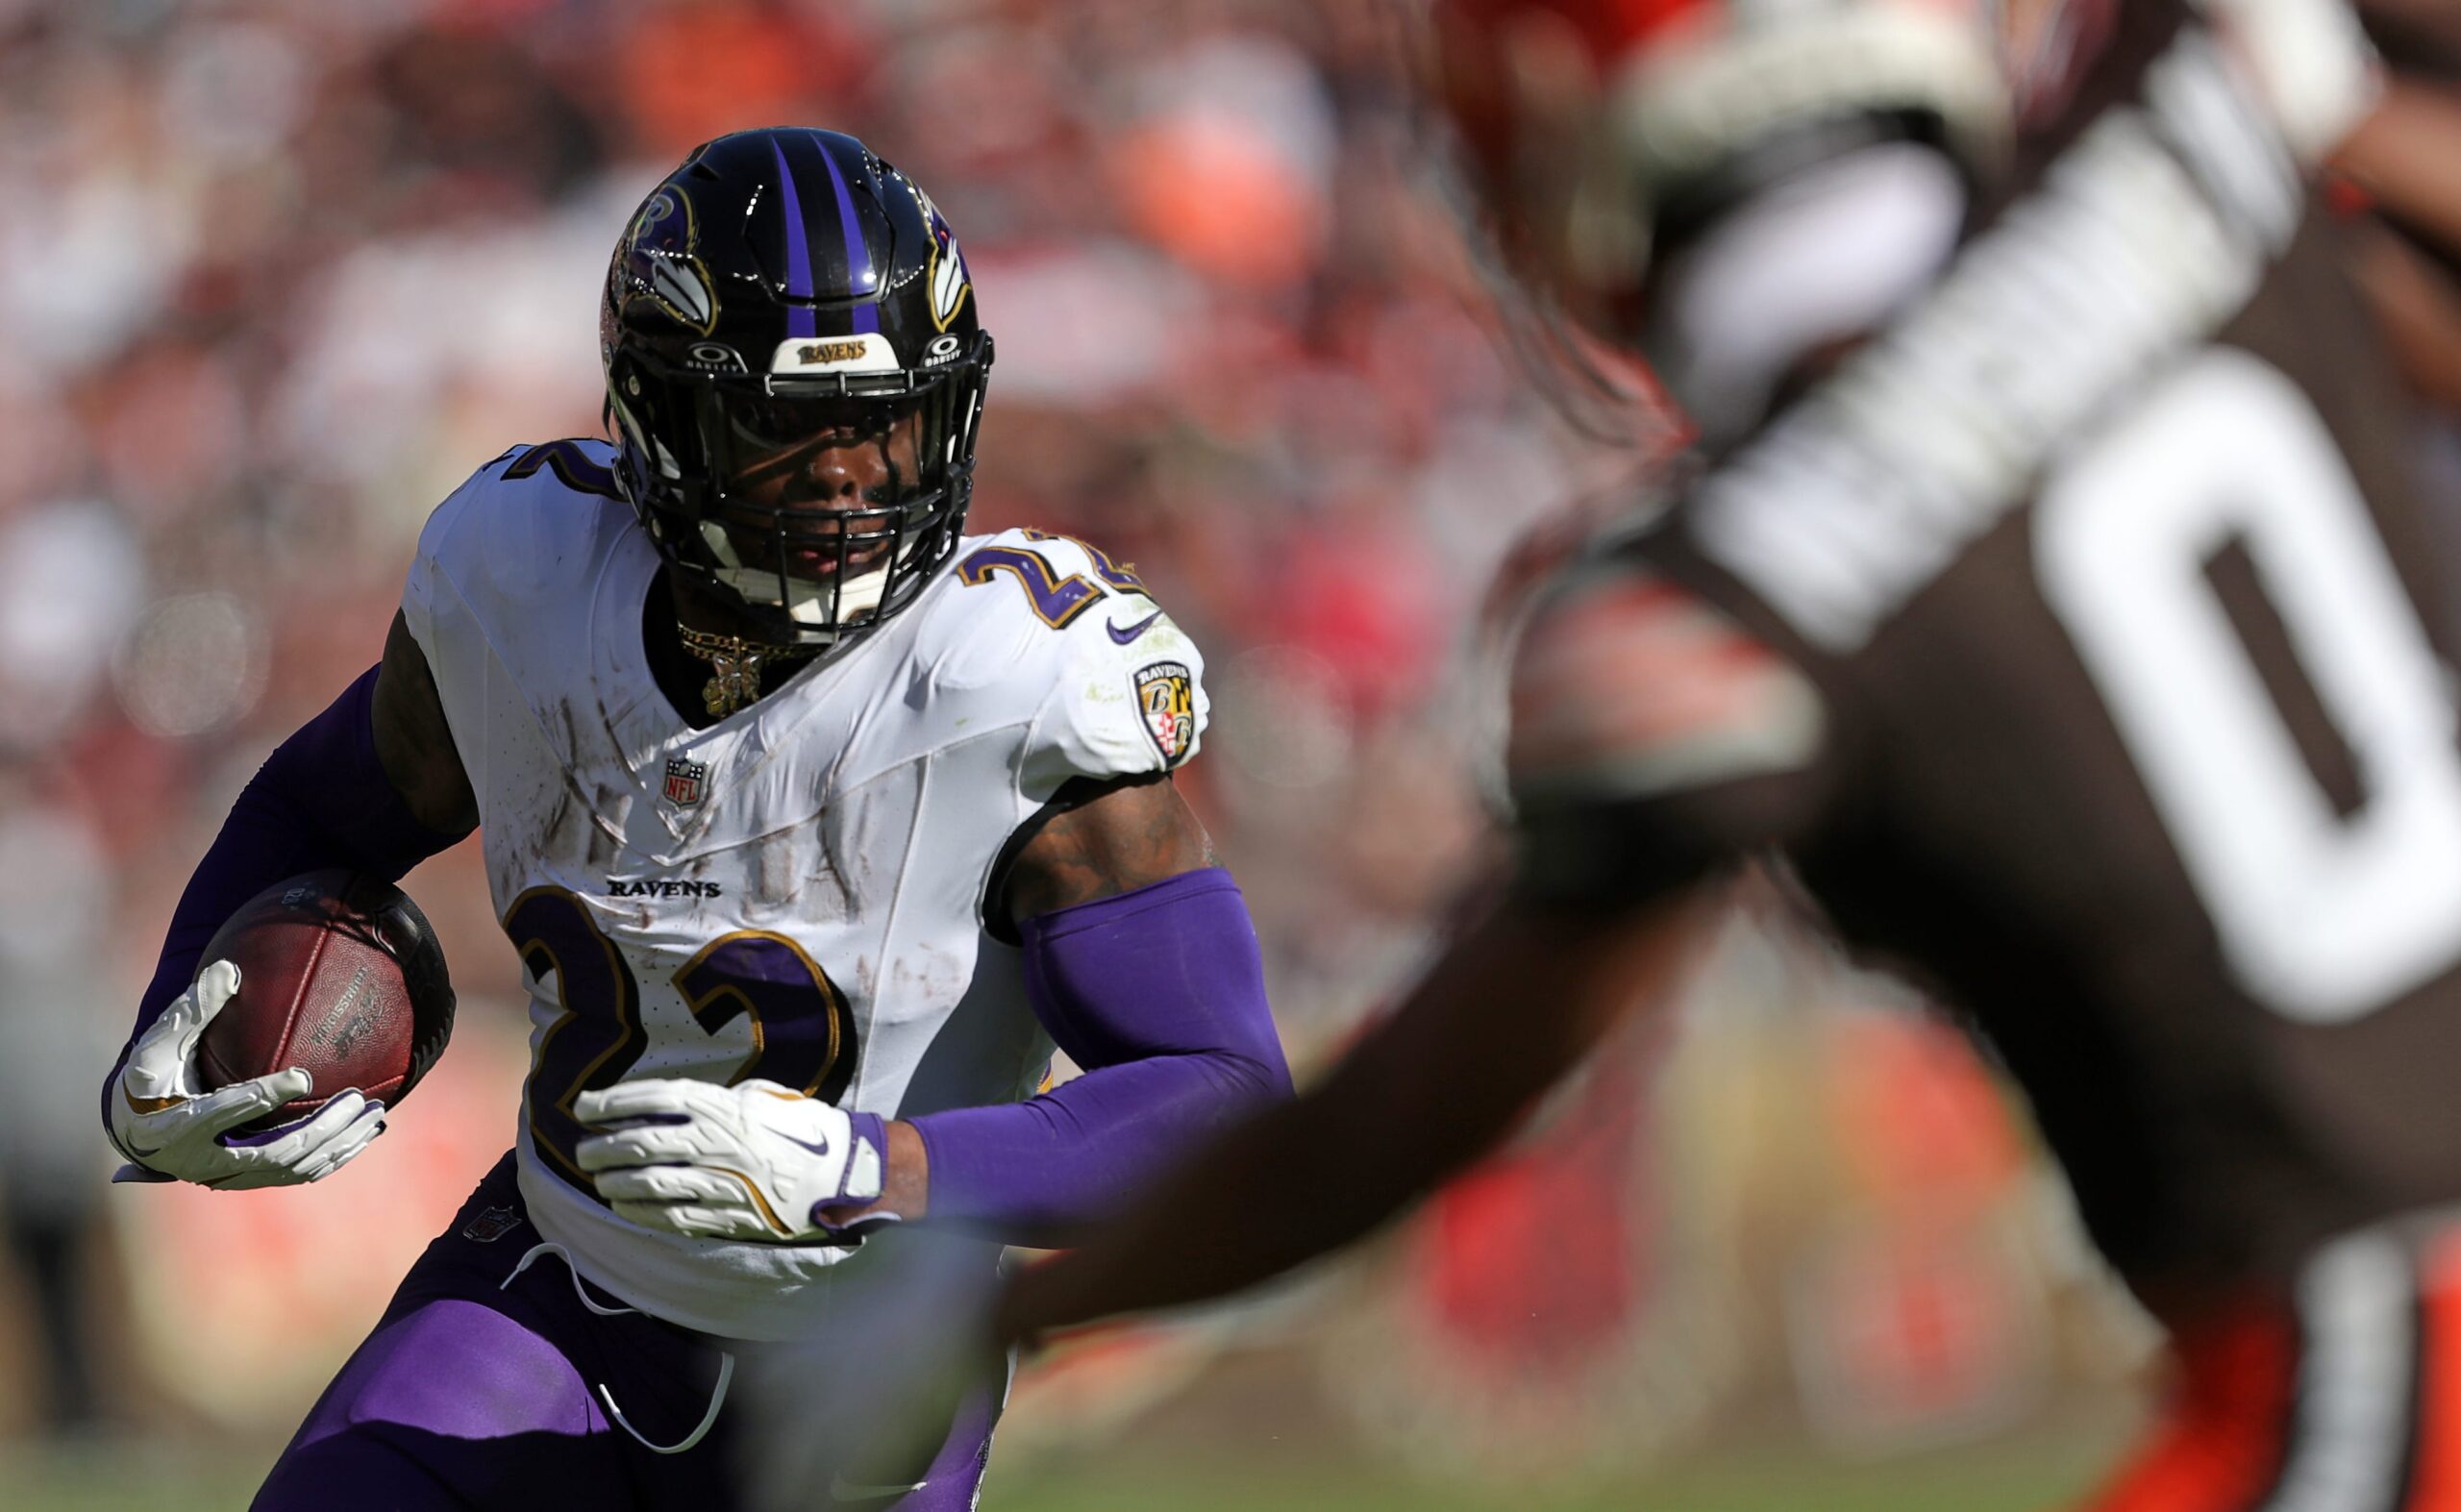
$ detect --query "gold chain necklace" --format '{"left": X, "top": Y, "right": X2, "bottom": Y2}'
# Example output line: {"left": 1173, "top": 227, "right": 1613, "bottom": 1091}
{"left": 674, "top": 623, "right": 821, "bottom": 719}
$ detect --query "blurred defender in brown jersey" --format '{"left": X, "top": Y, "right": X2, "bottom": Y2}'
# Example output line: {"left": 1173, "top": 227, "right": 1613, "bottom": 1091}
{"left": 974, "top": 0, "right": 2461, "bottom": 1506}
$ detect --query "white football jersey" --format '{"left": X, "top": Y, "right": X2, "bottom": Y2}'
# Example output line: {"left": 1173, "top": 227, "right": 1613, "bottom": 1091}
{"left": 399, "top": 438, "right": 1208, "bottom": 1340}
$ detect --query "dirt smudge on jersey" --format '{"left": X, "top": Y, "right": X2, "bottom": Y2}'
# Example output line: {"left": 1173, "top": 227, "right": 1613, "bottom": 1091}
{"left": 536, "top": 781, "right": 576, "bottom": 858}
{"left": 534, "top": 701, "right": 602, "bottom": 864}
{"left": 890, "top": 942, "right": 972, "bottom": 1004}
{"left": 814, "top": 809, "right": 859, "bottom": 920}
{"left": 583, "top": 784, "right": 626, "bottom": 870}
{"left": 753, "top": 832, "right": 801, "bottom": 908}
{"left": 548, "top": 698, "right": 586, "bottom": 772}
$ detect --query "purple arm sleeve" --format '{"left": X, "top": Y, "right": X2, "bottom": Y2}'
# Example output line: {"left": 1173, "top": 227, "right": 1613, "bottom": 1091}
{"left": 910, "top": 867, "right": 1294, "bottom": 1244}
{"left": 101, "top": 665, "right": 470, "bottom": 1123}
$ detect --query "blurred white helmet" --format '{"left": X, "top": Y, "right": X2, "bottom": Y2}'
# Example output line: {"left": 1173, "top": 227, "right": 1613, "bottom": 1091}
{"left": 1431, "top": 0, "right": 2017, "bottom": 336}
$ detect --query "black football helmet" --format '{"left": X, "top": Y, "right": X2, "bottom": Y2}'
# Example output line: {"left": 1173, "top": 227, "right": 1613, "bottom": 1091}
{"left": 601, "top": 128, "right": 994, "bottom": 645}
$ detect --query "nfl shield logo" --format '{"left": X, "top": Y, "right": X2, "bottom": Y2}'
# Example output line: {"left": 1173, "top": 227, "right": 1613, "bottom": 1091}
{"left": 1133, "top": 661, "right": 1197, "bottom": 766}
{"left": 663, "top": 757, "right": 708, "bottom": 807}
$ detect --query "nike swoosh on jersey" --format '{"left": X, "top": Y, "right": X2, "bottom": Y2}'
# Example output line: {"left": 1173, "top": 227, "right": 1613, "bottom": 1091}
{"left": 1106, "top": 608, "right": 1166, "bottom": 644}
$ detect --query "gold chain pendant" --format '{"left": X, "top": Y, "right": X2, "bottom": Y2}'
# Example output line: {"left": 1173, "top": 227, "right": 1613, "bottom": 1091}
{"left": 675, "top": 625, "right": 818, "bottom": 719}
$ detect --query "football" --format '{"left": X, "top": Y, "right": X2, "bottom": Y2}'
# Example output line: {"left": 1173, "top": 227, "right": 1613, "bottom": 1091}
{"left": 194, "top": 870, "right": 458, "bottom": 1130}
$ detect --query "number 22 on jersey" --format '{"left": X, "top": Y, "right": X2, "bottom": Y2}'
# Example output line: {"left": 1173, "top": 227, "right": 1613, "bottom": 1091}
{"left": 504, "top": 887, "right": 859, "bottom": 1192}
{"left": 2037, "top": 348, "right": 2461, "bottom": 1024}
{"left": 957, "top": 532, "right": 1146, "bottom": 629}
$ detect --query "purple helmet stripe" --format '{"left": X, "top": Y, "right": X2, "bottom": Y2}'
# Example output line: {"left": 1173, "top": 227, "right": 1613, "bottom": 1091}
{"left": 769, "top": 137, "right": 818, "bottom": 339}
{"left": 812, "top": 132, "right": 881, "bottom": 335}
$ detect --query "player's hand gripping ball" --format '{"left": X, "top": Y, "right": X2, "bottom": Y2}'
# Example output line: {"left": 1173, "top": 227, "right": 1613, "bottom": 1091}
{"left": 108, "top": 871, "right": 456, "bottom": 1189}
{"left": 575, "top": 1078, "right": 889, "bottom": 1242}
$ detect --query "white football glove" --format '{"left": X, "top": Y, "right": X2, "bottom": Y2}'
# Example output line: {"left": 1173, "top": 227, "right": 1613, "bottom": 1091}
{"left": 108, "top": 959, "right": 388, "bottom": 1190}
{"left": 574, "top": 1078, "right": 889, "bottom": 1244}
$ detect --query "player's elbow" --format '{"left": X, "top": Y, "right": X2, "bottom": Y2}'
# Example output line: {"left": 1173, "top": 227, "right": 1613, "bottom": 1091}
{"left": 1230, "top": 1039, "right": 1308, "bottom": 1107}
{"left": 1216, "top": 1041, "right": 1295, "bottom": 1108}
{"left": 1179, "top": 1005, "right": 1294, "bottom": 1112}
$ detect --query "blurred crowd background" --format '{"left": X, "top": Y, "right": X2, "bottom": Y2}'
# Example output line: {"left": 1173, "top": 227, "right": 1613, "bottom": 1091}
{"left": 0, "top": 0, "right": 2151, "bottom": 1505}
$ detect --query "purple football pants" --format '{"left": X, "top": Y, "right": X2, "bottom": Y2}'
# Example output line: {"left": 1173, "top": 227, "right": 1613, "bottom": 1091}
{"left": 253, "top": 1153, "right": 1000, "bottom": 1511}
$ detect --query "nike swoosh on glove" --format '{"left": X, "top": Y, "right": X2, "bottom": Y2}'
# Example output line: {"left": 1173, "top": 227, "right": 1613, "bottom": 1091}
{"left": 575, "top": 1078, "right": 889, "bottom": 1244}
{"left": 108, "top": 960, "right": 387, "bottom": 1190}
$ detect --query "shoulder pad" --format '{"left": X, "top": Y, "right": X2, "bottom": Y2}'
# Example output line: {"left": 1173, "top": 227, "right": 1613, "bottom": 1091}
{"left": 923, "top": 529, "right": 1209, "bottom": 793}
{"left": 406, "top": 439, "right": 634, "bottom": 626}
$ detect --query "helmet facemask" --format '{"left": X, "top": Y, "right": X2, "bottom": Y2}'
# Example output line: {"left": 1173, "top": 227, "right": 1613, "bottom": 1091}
{"left": 609, "top": 334, "right": 991, "bottom": 648}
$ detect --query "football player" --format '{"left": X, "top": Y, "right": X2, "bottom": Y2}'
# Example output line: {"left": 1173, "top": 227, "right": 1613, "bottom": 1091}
{"left": 982, "top": 2, "right": 2461, "bottom": 1508}
{"left": 97, "top": 128, "right": 1291, "bottom": 1511}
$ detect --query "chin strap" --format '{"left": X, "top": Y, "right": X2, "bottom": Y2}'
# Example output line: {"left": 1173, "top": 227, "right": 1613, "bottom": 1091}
{"left": 502, "top": 1242, "right": 735, "bottom": 1456}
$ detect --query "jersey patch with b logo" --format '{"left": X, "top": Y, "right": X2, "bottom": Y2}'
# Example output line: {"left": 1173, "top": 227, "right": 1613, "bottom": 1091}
{"left": 1135, "top": 661, "right": 1197, "bottom": 766}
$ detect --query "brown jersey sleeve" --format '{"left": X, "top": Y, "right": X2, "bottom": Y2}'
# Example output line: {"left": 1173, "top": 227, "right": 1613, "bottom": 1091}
{"left": 1505, "top": 552, "right": 1837, "bottom": 909}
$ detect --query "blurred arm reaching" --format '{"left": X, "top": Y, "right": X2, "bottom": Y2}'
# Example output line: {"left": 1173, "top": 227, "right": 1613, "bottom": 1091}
{"left": 994, "top": 886, "right": 1716, "bottom": 1339}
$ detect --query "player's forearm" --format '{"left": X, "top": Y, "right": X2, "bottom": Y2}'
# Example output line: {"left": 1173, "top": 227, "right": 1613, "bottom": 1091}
{"left": 905, "top": 868, "right": 1293, "bottom": 1242}
{"left": 991, "top": 894, "right": 1712, "bottom": 1340}
{"left": 105, "top": 667, "right": 469, "bottom": 1125}
{"left": 992, "top": 1082, "right": 1421, "bottom": 1339}
{"left": 902, "top": 1047, "right": 1286, "bottom": 1244}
